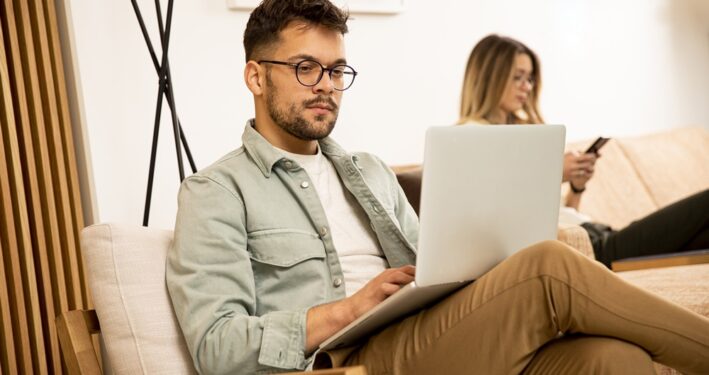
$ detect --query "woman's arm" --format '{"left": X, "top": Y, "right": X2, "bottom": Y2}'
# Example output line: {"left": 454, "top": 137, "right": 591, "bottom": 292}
{"left": 562, "top": 151, "right": 597, "bottom": 209}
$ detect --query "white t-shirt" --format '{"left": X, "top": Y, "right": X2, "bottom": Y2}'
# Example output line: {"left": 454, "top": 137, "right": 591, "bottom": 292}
{"left": 277, "top": 147, "right": 388, "bottom": 297}
{"left": 558, "top": 206, "right": 593, "bottom": 225}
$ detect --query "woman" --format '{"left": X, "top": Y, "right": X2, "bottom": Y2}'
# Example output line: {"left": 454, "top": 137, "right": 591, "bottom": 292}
{"left": 458, "top": 34, "right": 709, "bottom": 267}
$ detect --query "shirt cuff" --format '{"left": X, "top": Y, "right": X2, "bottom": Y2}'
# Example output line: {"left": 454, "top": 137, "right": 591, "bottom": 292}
{"left": 258, "top": 309, "right": 309, "bottom": 369}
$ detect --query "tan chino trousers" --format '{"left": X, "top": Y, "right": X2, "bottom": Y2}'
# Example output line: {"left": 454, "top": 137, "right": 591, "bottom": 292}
{"left": 316, "top": 241, "right": 709, "bottom": 374}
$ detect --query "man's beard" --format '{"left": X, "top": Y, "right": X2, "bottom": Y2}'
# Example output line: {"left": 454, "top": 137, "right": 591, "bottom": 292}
{"left": 265, "top": 75, "right": 338, "bottom": 141}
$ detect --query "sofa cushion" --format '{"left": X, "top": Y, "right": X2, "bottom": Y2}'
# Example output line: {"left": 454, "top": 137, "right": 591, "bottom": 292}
{"left": 81, "top": 223, "right": 196, "bottom": 374}
{"left": 617, "top": 127, "right": 709, "bottom": 208}
{"left": 619, "top": 262, "right": 709, "bottom": 375}
{"left": 618, "top": 263, "right": 709, "bottom": 317}
{"left": 567, "top": 139, "right": 658, "bottom": 229}
{"left": 557, "top": 223, "right": 595, "bottom": 258}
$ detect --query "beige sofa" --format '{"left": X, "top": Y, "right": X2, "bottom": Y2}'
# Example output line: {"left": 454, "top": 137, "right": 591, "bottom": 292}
{"left": 571, "top": 127, "right": 709, "bottom": 375}
{"left": 566, "top": 127, "right": 709, "bottom": 316}
{"left": 395, "top": 126, "right": 709, "bottom": 374}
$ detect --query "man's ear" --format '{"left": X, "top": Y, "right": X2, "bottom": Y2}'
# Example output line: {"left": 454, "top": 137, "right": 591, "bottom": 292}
{"left": 244, "top": 61, "right": 265, "bottom": 96}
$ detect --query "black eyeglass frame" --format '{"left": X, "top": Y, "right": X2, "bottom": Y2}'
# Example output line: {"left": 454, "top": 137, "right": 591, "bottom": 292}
{"left": 258, "top": 59, "right": 358, "bottom": 91}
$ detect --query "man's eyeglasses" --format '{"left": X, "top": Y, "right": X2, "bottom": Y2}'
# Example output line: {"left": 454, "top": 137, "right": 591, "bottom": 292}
{"left": 258, "top": 59, "right": 358, "bottom": 91}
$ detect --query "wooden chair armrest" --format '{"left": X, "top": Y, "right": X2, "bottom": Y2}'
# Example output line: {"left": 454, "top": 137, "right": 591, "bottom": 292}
{"left": 56, "top": 310, "right": 366, "bottom": 375}
{"left": 56, "top": 309, "right": 102, "bottom": 375}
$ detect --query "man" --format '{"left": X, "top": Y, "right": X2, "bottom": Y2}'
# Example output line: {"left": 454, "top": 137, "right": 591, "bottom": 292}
{"left": 166, "top": 1, "right": 709, "bottom": 374}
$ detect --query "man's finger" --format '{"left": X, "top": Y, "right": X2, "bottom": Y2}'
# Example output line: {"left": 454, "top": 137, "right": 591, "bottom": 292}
{"left": 398, "top": 265, "right": 416, "bottom": 276}
{"left": 386, "top": 271, "right": 415, "bottom": 285}
{"left": 379, "top": 282, "right": 402, "bottom": 297}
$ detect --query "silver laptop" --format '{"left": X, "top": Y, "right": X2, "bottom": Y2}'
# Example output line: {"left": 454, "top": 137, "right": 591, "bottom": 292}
{"left": 319, "top": 124, "right": 565, "bottom": 351}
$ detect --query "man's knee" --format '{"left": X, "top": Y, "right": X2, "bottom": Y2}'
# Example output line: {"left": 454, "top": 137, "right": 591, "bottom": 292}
{"left": 495, "top": 240, "right": 596, "bottom": 283}
{"left": 517, "top": 239, "right": 580, "bottom": 263}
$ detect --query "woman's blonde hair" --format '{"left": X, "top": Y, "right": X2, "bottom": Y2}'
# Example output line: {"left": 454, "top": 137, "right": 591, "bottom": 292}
{"left": 458, "top": 34, "right": 544, "bottom": 125}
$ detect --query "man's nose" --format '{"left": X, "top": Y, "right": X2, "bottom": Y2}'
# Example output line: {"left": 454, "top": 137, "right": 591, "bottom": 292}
{"left": 313, "top": 71, "right": 335, "bottom": 94}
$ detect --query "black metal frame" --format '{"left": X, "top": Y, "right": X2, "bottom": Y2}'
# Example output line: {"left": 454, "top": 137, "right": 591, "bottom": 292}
{"left": 131, "top": 0, "right": 197, "bottom": 226}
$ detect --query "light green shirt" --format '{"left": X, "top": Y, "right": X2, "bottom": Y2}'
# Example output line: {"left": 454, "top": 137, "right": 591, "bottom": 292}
{"left": 166, "top": 120, "right": 418, "bottom": 374}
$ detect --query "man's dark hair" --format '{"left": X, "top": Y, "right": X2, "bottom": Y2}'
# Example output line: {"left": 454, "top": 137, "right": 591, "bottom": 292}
{"left": 243, "top": 0, "right": 349, "bottom": 62}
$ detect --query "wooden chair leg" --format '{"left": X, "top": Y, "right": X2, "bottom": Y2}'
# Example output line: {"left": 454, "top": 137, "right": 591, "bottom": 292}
{"left": 56, "top": 309, "right": 102, "bottom": 375}
{"left": 285, "top": 365, "right": 368, "bottom": 375}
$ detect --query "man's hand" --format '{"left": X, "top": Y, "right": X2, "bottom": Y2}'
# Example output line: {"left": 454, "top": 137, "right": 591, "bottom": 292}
{"left": 305, "top": 266, "right": 415, "bottom": 352}
{"left": 346, "top": 265, "right": 416, "bottom": 319}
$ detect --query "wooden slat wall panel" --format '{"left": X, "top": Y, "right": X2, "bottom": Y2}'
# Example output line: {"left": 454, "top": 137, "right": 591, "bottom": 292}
{"left": 1, "top": 1, "right": 46, "bottom": 373}
{"left": 1, "top": 0, "right": 90, "bottom": 372}
{"left": 15, "top": 0, "right": 71, "bottom": 314}
{"left": 0, "top": 69, "right": 18, "bottom": 369}
{"left": 1, "top": 19, "right": 20, "bottom": 375}
{"left": 0, "top": 241, "right": 14, "bottom": 375}
{"left": 27, "top": 1, "right": 82, "bottom": 371}
{"left": 45, "top": 0, "right": 89, "bottom": 308}
{"left": 29, "top": 0, "right": 84, "bottom": 313}
{"left": 14, "top": 1, "right": 68, "bottom": 373}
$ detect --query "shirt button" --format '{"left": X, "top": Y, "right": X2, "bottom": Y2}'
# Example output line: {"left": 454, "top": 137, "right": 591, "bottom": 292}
{"left": 333, "top": 278, "right": 342, "bottom": 287}
{"left": 319, "top": 226, "right": 328, "bottom": 237}
{"left": 284, "top": 161, "right": 293, "bottom": 169}
{"left": 300, "top": 181, "right": 310, "bottom": 189}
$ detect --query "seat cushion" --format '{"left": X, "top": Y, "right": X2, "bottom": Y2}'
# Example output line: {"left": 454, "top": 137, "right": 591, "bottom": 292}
{"left": 566, "top": 139, "right": 658, "bottom": 229}
{"left": 619, "top": 263, "right": 709, "bottom": 375}
{"left": 81, "top": 223, "right": 196, "bottom": 374}
{"left": 617, "top": 127, "right": 709, "bottom": 208}
{"left": 618, "top": 263, "right": 709, "bottom": 318}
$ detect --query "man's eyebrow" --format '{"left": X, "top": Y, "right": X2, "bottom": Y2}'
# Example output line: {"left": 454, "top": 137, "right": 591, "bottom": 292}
{"left": 288, "top": 54, "right": 348, "bottom": 65}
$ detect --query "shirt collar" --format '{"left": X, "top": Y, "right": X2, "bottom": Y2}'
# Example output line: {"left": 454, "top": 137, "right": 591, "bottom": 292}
{"left": 242, "top": 119, "right": 349, "bottom": 178}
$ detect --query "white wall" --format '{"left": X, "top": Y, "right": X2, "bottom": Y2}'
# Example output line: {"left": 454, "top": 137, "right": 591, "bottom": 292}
{"left": 65, "top": 0, "right": 709, "bottom": 229}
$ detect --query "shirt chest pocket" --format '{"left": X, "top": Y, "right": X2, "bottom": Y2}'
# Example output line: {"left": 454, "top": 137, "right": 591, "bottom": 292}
{"left": 247, "top": 229, "right": 329, "bottom": 311}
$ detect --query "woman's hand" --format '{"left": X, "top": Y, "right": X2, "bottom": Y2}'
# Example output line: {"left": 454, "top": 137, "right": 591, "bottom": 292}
{"left": 563, "top": 151, "right": 597, "bottom": 191}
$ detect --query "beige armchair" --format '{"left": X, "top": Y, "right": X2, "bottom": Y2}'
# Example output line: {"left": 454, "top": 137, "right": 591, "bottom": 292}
{"left": 55, "top": 223, "right": 366, "bottom": 375}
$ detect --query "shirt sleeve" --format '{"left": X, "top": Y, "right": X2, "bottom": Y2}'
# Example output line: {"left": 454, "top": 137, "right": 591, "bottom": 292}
{"left": 370, "top": 155, "right": 420, "bottom": 251}
{"left": 389, "top": 169, "right": 420, "bottom": 251}
{"left": 166, "top": 175, "right": 311, "bottom": 374}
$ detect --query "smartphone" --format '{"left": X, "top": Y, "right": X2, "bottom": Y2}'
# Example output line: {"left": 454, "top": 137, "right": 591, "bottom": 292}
{"left": 585, "top": 137, "right": 610, "bottom": 154}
